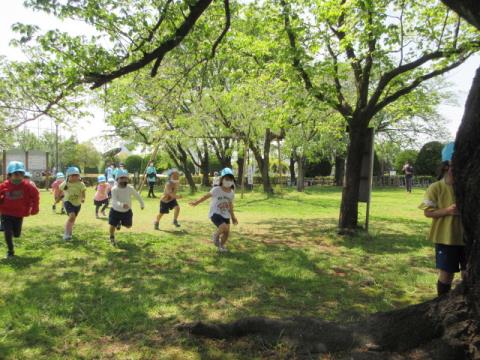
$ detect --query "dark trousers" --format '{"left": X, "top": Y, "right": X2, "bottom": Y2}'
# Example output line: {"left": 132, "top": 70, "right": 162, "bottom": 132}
{"left": 147, "top": 182, "right": 156, "bottom": 197}
{"left": 1, "top": 215, "right": 23, "bottom": 255}
{"left": 406, "top": 176, "right": 413, "bottom": 192}
{"left": 95, "top": 203, "right": 108, "bottom": 214}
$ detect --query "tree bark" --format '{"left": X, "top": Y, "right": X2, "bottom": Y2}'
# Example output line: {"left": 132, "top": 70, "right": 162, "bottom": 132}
{"left": 237, "top": 154, "right": 244, "bottom": 189}
{"left": 289, "top": 151, "right": 296, "bottom": 186}
{"left": 338, "top": 124, "right": 367, "bottom": 231}
{"left": 296, "top": 154, "right": 305, "bottom": 192}
{"left": 166, "top": 143, "right": 197, "bottom": 193}
{"left": 335, "top": 155, "right": 345, "bottom": 187}
{"left": 250, "top": 136, "right": 273, "bottom": 194}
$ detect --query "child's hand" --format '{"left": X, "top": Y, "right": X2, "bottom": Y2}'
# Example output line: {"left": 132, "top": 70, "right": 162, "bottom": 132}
{"left": 232, "top": 216, "right": 238, "bottom": 225}
{"left": 189, "top": 201, "right": 197, "bottom": 207}
{"left": 141, "top": 206, "right": 145, "bottom": 210}
{"left": 81, "top": 199, "right": 85, "bottom": 204}
{"left": 446, "top": 204, "right": 459, "bottom": 215}
{"left": 123, "top": 204, "right": 129, "bottom": 209}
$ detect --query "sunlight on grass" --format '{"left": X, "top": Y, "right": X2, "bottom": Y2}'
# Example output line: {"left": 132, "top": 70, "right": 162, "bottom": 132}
{"left": 0, "top": 186, "right": 435, "bottom": 359}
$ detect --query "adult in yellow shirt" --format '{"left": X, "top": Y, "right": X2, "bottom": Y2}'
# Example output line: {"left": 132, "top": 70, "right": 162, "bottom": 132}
{"left": 419, "top": 142, "right": 465, "bottom": 297}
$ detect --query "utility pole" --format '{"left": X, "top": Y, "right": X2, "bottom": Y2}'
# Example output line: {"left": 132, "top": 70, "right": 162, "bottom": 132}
{"left": 55, "top": 123, "right": 59, "bottom": 172}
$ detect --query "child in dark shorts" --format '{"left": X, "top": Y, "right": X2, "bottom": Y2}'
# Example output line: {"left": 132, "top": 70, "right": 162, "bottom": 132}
{"left": 190, "top": 168, "right": 238, "bottom": 252}
{"left": 60, "top": 167, "right": 86, "bottom": 241}
{"left": 154, "top": 169, "right": 182, "bottom": 230}
{"left": 109, "top": 170, "right": 144, "bottom": 246}
{"left": 94, "top": 175, "right": 110, "bottom": 218}
{"left": 419, "top": 142, "right": 465, "bottom": 297}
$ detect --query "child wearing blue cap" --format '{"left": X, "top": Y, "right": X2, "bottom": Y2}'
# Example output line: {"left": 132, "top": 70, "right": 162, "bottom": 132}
{"left": 51, "top": 172, "right": 66, "bottom": 214}
{"left": 190, "top": 168, "right": 238, "bottom": 252}
{"left": 419, "top": 142, "right": 465, "bottom": 297}
{"left": 94, "top": 175, "right": 110, "bottom": 218}
{"left": 60, "top": 166, "right": 86, "bottom": 241}
{"left": 154, "top": 169, "right": 182, "bottom": 230}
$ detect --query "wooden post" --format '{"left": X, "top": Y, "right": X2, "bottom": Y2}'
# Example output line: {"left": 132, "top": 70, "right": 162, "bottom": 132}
{"left": 136, "top": 142, "right": 161, "bottom": 193}
{"left": 241, "top": 142, "right": 248, "bottom": 199}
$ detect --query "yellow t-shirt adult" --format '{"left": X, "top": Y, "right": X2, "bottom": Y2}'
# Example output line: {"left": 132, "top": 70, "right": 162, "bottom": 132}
{"left": 60, "top": 181, "right": 86, "bottom": 206}
{"left": 419, "top": 179, "right": 463, "bottom": 246}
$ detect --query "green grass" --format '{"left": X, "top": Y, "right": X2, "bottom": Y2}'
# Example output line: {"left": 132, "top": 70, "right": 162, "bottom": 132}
{"left": 0, "top": 185, "right": 436, "bottom": 359}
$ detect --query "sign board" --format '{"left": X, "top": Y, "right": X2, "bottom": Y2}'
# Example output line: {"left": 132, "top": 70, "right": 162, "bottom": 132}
{"left": 389, "top": 170, "right": 397, "bottom": 176}
{"left": 3, "top": 150, "right": 48, "bottom": 181}
{"left": 358, "top": 128, "right": 375, "bottom": 203}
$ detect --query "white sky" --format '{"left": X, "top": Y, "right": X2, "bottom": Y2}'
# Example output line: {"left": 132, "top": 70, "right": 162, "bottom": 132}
{"left": 1, "top": 1, "right": 479, "bottom": 150}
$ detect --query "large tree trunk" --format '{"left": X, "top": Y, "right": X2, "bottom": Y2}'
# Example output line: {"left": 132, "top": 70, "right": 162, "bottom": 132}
{"left": 250, "top": 129, "right": 274, "bottom": 194}
{"left": 237, "top": 154, "right": 244, "bottom": 189}
{"left": 335, "top": 155, "right": 345, "bottom": 187}
{"left": 296, "top": 154, "right": 306, "bottom": 192}
{"left": 166, "top": 143, "right": 197, "bottom": 193}
{"left": 338, "top": 125, "right": 367, "bottom": 231}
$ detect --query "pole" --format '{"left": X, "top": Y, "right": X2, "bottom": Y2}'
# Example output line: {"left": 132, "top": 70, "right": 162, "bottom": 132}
{"left": 241, "top": 142, "right": 248, "bottom": 199}
{"left": 55, "top": 123, "right": 59, "bottom": 172}
{"left": 136, "top": 141, "right": 161, "bottom": 192}
{"left": 277, "top": 138, "right": 282, "bottom": 187}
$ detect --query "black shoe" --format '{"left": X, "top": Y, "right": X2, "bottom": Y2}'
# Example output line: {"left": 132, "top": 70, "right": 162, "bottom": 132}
{"left": 173, "top": 220, "right": 181, "bottom": 228}
{"left": 5, "top": 252, "right": 15, "bottom": 259}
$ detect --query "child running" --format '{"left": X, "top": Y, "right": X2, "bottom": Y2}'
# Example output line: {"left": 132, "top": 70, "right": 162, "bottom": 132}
{"left": 23, "top": 172, "right": 37, "bottom": 188}
{"left": 419, "top": 142, "right": 465, "bottom": 297}
{"left": 0, "top": 161, "right": 40, "bottom": 258}
{"left": 51, "top": 172, "right": 65, "bottom": 214}
{"left": 154, "top": 169, "right": 182, "bottom": 230}
{"left": 190, "top": 168, "right": 238, "bottom": 252}
{"left": 94, "top": 175, "right": 110, "bottom": 218}
{"left": 60, "top": 167, "right": 86, "bottom": 241}
{"left": 109, "top": 169, "right": 144, "bottom": 246}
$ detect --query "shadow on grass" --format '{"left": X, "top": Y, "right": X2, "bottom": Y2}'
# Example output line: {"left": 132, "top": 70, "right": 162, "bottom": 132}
{"left": 0, "top": 222, "right": 400, "bottom": 359}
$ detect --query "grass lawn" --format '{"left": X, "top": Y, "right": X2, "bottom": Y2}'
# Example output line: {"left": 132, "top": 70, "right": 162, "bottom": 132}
{"left": 0, "top": 185, "right": 437, "bottom": 359}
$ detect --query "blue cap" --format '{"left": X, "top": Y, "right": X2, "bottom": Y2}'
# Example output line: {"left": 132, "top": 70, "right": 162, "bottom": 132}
{"left": 66, "top": 166, "right": 80, "bottom": 177}
{"left": 116, "top": 169, "right": 129, "bottom": 178}
{"left": 7, "top": 161, "right": 26, "bottom": 175}
{"left": 97, "top": 175, "right": 106, "bottom": 182}
{"left": 220, "top": 168, "right": 234, "bottom": 177}
{"left": 167, "top": 168, "right": 179, "bottom": 177}
{"left": 442, "top": 142, "right": 455, "bottom": 162}
{"left": 107, "top": 177, "right": 115, "bottom": 183}
{"left": 56, "top": 172, "right": 65, "bottom": 179}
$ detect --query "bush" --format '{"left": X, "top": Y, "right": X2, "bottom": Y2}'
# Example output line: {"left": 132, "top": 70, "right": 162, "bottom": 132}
{"left": 305, "top": 159, "right": 332, "bottom": 177}
{"left": 125, "top": 155, "right": 144, "bottom": 173}
{"left": 394, "top": 150, "right": 419, "bottom": 173}
{"left": 415, "top": 141, "right": 443, "bottom": 176}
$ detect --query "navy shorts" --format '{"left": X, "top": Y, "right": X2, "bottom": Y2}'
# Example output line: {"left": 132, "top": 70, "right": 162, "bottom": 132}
{"left": 210, "top": 213, "right": 230, "bottom": 227}
{"left": 435, "top": 244, "right": 467, "bottom": 273}
{"left": 109, "top": 209, "right": 133, "bottom": 228}
{"left": 64, "top": 201, "right": 81, "bottom": 216}
{"left": 160, "top": 199, "right": 179, "bottom": 214}
{"left": 94, "top": 199, "right": 109, "bottom": 206}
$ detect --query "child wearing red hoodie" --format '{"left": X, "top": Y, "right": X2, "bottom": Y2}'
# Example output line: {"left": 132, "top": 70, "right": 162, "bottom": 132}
{"left": 0, "top": 161, "right": 40, "bottom": 259}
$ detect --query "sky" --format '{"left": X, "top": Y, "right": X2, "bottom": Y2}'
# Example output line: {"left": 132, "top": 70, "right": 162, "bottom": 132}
{"left": 1, "top": 1, "right": 479, "bottom": 151}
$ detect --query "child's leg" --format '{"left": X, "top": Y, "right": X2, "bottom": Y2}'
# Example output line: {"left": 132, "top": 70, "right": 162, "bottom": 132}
{"left": 156, "top": 213, "right": 164, "bottom": 223}
{"left": 95, "top": 204, "right": 101, "bottom": 216}
{"left": 65, "top": 213, "right": 76, "bottom": 236}
{"left": 173, "top": 206, "right": 180, "bottom": 226}
{"left": 109, "top": 225, "right": 116, "bottom": 237}
{"left": 2, "top": 216, "right": 15, "bottom": 255}
{"left": 101, "top": 202, "right": 108, "bottom": 214}
{"left": 218, "top": 223, "right": 230, "bottom": 246}
{"left": 437, "top": 270, "right": 454, "bottom": 296}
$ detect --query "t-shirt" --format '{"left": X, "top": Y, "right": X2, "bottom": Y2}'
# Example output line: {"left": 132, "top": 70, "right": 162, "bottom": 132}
{"left": 146, "top": 166, "right": 157, "bottom": 182}
{"left": 403, "top": 165, "right": 414, "bottom": 176}
{"left": 418, "top": 178, "right": 463, "bottom": 246}
{"left": 94, "top": 183, "right": 110, "bottom": 201}
{"left": 51, "top": 179, "right": 64, "bottom": 198}
{"left": 111, "top": 185, "right": 144, "bottom": 213}
{"left": 60, "top": 181, "right": 87, "bottom": 206}
{"left": 209, "top": 186, "right": 234, "bottom": 219}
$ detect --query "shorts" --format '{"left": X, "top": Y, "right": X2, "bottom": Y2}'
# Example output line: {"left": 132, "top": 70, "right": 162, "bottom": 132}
{"left": 435, "top": 244, "right": 467, "bottom": 273}
{"left": 94, "top": 199, "right": 109, "bottom": 206}
{"left": 160, "top": 199, "right": 179, "bottom": 214}
{"left": 210, "top": 213, "right": 230, "bottom": 227}
{"left": 109, "top": 209, "right": 133, "bottom": 228}
{"left": 64, "top": 201, "right": 81, "bottom": 216}
{"left": 1, "top": 215, "right": 23, "bottom": 237}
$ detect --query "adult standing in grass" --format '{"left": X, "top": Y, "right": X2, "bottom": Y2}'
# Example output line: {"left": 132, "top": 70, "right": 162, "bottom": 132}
{"left": 60, "top": 167, "right": 86, "bottom": 241}
{"left": 419, "top": 142, "right": 465, "bottom": 297}
{"left": 154, "top": 169, "right": 182, "bottom": 230}
{"left": 146, "top": 161, "right": 157, "bottom": 198}
{"left": 0, "top": 161, "right": 39, "bottom": 258}
{"left": 402, "top": 161, "right": 414, "bottom": 193}
{"left": 51, "top": 172, "right": 65, "bottom": 214}
{"left": 190, "top": 168, "right": 238, "bottom": 253}
{"left": 109, "top": 169, "right": 144, "bottom": 246}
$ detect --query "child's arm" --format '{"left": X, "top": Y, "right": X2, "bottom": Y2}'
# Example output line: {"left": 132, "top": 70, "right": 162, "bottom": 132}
{"left": 189, "top": 193, "right": 212, "bottom": 206}
{"left": 29, "top": 184, "right": 40, "bottom": 215}
{"left": 131, "top": 187, "right": 145, "bottom": 209}
{"left": 424, "top": 204, "right": 459, "bottom": 218}
{"left": 229, "top": 201, "right": 238, "bottom": 225}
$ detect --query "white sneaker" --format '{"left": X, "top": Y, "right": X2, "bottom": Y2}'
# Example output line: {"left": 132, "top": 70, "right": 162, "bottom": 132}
{"left": 212, "top": 232, "right": 220, "bottom": 247}
{"left": 63, "top": 234, "right": 72, "bottom": 241}
{"left": 218, "top": 246, "right": 228, "bottom": 253}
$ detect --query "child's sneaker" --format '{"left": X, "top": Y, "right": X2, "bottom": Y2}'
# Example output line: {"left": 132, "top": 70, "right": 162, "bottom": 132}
{"left": 173, "top": 220, "right": 181, "bottom": 228}
{"left": 218, "top": 246, "right": 228, "bottom": 253}
{"left": 5, "top": 252, "right": 15, "bottom": 259}
{"left": 212, "top": 232, "right": 220, "bottom": 247}
{"left": 154, "top": 222, "right": 159, "bottom": 230}
{"left": 110, "top": 236, "right": 117, "bottom": 247}
{"left": 101, "top": 211, "right": 107, "bottom": 217}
